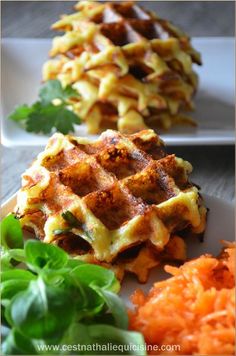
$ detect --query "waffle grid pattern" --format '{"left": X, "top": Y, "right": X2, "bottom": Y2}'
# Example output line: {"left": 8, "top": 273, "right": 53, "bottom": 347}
{"left": 43, "top": 1, "right": 201, "bottom": 133}
{"left": 16, "top": 130, "right": 206, "bottom": 281}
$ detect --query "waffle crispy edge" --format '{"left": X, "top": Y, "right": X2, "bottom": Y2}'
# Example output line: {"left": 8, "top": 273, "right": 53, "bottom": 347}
{"left": 16, "top": 129, "right": 207, "bottom": 281}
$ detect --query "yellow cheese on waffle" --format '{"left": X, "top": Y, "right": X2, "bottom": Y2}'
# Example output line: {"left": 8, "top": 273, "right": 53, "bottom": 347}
{"left": 16, "top": 129, "right": 207, "bottom": 282}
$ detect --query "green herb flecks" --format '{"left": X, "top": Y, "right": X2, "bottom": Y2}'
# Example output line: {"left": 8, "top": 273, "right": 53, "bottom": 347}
{"left": 61, "top": 211, "right": 81, "bottom": 228}
{"left": 62, "top": 211, "right": 94, "bottom": 241}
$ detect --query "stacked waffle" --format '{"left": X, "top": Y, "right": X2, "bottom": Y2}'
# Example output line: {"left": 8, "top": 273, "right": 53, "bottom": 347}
{"left": 43, "top": 1, "right": 201, "bottom": 134}
{"left": 16, "top": 129, "right": 206, "bottom": 282}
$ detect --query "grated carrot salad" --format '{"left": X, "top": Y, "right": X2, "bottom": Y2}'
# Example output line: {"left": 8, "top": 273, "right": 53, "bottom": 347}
{"left": 129, "top": 243, "right": 235, "bottom": 355}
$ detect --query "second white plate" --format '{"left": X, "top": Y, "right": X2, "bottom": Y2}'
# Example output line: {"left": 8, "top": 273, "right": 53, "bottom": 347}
{"left": 1, "top": 37, "right": 235, "bottom": 147}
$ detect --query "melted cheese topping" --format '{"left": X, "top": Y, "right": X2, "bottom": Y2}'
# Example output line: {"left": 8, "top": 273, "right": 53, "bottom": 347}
{"left": 16, "top": 131, "right": 206, "bottom": 266}
{"left": 17, "top": 166, "right": 50, "bottom": 212}
{"left": 42, "top": 1, "right": 201, "bottom": 134}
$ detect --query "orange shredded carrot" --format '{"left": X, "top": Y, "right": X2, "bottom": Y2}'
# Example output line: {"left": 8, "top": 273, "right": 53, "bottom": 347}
{"left": 129, "top": 244, "right": 235, "bottom": 355}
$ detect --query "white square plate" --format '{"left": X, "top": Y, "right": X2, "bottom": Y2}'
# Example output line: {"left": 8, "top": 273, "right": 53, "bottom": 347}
{"left": 1, "top": 37, "right": 235, "bottom": 147}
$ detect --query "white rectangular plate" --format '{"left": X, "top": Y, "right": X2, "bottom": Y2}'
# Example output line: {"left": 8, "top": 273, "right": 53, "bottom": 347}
{"left": 1, "top": 37, "right": 235, "bottom": 147}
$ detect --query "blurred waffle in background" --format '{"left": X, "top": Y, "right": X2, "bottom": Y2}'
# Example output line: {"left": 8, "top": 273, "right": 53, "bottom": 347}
{"left": 43, "top": 1, "right": 201, "bottom": 134}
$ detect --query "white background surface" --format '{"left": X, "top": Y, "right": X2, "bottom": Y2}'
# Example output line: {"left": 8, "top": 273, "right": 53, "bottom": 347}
{"left": 1, "top": 37, "right": 235, "bottom": 147}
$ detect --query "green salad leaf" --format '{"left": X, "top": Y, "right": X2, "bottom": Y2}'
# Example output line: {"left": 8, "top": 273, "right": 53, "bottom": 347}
{"left": 94, "top": 289, "right": 128, "bottom": 330}
{"left": 62, "top": 323, "right": 146, "bottom": 355}
{"left": 0, "top": 214, "right": 146, "bottom": 355}
{"left": 1, "top": 249, "right": 26, "bottom": 270}
{"left": 8, "top": 80, "right": 81, "bottom": 135}
{"left": 25, "top": 240, "right": 68, "bottom": 271}
{"left": 0, "top": 214, "right": 23, "bottom": 250}
{"left": 1, "top": 269, "right": 36, "bottom": 282}
{"left": 70, "top": 264, "right": 119, "bottom": 292}
{"left": 1, "top": 270, "right": 36, "bottom": 306}
{"left": 10, "top": 277, "right": 75, "bottom": 340}
{"left": 2, "top": 328, "right": 38, "bottom": 356}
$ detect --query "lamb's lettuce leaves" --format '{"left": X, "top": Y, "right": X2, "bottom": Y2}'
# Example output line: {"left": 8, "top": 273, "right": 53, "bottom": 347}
{"left": 0, "top": 215, "right": 146, "bottom": 355}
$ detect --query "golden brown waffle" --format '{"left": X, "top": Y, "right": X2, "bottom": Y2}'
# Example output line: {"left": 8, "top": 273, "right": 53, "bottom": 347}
{"left": 43, "top": 1, "right": 201, "bottom": 134}
{"left": 16, "top": 129, "right": 206, "bottom": 282}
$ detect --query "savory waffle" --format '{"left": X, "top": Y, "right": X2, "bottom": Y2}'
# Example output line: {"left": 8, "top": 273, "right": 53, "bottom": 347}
{"left": 43, "top": 1, "right": 201, "bottom": 134}
{"left": 16, "top": 129, "right": 207, "bottom": 281}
